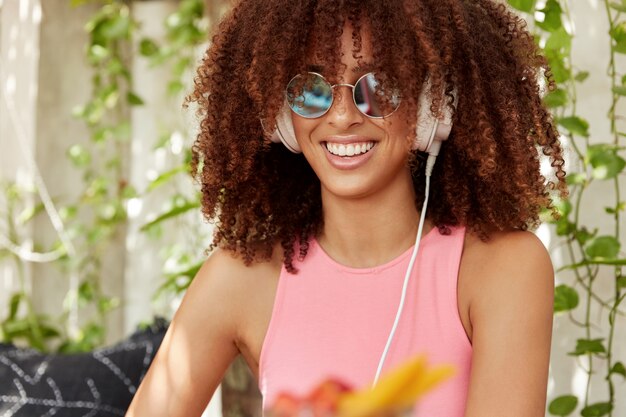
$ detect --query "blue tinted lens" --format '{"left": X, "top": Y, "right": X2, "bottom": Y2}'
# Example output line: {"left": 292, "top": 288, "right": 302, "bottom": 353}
{"left": 286, "top": 73, "right": 332, "bottom": 118}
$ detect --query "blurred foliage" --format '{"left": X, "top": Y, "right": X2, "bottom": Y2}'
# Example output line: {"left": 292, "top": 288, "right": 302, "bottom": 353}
{"left": 506, "top": 0, "right": 626, "bottom": 415}
{"left": 0, "top": 0, "right": 213, "bottom": 353}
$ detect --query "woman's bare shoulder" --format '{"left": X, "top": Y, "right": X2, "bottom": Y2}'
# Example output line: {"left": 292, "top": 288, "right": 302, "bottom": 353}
{"left": 459, "top": 229, "right": 553, "bottom": 328}
{"left": 199, "top": 244, "right": 284, "bottom": 290}
{"left": 463, "top": 228, "right": 551, "bottom": 267}
{"left": 461, "top": 229, "right": 555, "bottom": 415}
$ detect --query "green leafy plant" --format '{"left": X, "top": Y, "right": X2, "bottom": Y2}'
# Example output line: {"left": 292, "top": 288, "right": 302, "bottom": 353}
{"left": 0, "top": 0, "right": 216, "bottom": 353}
{"left": 0, "top": 183, "right": 63, "bottom": 351}
{"left": 136, "top": 0, "right": 210, "bottom": 297}
{"left": 507, "top": 0, "right": 626, "bottom": 415}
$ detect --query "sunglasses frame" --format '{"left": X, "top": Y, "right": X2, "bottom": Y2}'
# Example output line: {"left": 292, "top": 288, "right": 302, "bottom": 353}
{"left": 285, "top": 71, "right": 401, "bottom": 119}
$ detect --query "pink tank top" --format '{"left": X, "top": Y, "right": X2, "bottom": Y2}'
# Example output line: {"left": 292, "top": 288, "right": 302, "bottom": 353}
{"left": 258, "top": 225, "right": 472, "bottom": 417}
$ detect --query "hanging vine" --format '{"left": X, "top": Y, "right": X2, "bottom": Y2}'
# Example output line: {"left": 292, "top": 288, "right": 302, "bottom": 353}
{"left": 507, "top": 0, "right": 626, "bottom": 415}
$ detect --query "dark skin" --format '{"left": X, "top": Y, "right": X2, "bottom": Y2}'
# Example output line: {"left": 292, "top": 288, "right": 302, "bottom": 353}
{"left": 127, "top": 23, "right": 554, "bottom": 417}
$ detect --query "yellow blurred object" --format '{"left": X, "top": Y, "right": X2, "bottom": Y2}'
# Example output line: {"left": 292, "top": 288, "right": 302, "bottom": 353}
{"left": 336, "top": 355, "right": 455, "bottom": 417}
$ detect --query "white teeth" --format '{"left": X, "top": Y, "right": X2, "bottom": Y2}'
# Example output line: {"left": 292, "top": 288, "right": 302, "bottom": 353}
{"left": 325, "top": 141, "right": 375, "bottom": 157}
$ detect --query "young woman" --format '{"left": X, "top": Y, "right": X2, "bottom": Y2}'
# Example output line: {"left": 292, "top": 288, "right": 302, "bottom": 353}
{"left": 127, "top": 0, "right": 567, "bottom": 416}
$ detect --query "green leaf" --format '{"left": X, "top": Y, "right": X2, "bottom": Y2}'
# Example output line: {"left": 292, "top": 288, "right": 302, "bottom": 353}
{"left": 581, "top": 402, "right": 612, "bottom": 417}
{"left": 558, "top": 116, "right": 589, "bottom": 137}
{"left": 612, "top": 86, "right": 626, "bottom": 96}
{"left": 173, "top": 57, "right": 192, "bottom": 77}
{"left": 99, "top": 15, "right": 132, "bottom": 40}
{"left": 548, "top": 395, "right": 578, "bottom": 416}
{"left": 179, "top": 0, "right": 204, "bottom": 17}
{"left": 140, "top": 201, "right": 200, "bottom": 231}
{"left": 507, "top": 0, "right": 536, "bottom": 13}
{"left": 554, "top": 198, "right": 572, "bottom": 217}
{"left": 617, "top": 276, "right": 626, "bottom": 289}
{"left": 610, "top": 1, "right": 626, "bottom": 12}
{"left": 610, "top": 22, "right": 626, "bottom": 54}
{"left": 102, "top": 87, "right": 120, "bottom": 109}
{"left": 18, "top": 202, "right": 46, "bottom": 225}
{"left": 574, "top": 227, "right": 594, "bottom": 245}
{"left": 85, "top": 177, "right": 109, "bottom": 199}
{"left": 127, "top": 91, "right": 145, "bottom": 106}
{"left": 545, "top": 27, "right": 571, "bottom": 54}
{"left": 59, "top": 206, "right": 78, "bottom": 221}
{"left": 585, "top": 236, "right": 621, "bottom": 260}
{"left": 166, "top": 261, "right": 203, "bottom": 280}
{"left": 575, "top": 71, "right": 590, "bottom": 82}
{"left": 565, "top": 172, "right": 586, "bottom": 186}
{"left": 93, "top": 127, "right": 113, "bottom": 143}
{"left": 610, "top": 362, "right": 626, "bottom": 378}
{"left": 8, "top": 293, "right": 23, "bottom": 320}
{"left": 78, "top": 281, "right": 96, "bottom": 306}
{"left": 546, "top": 50, "right": 570, "bottom": 83}
{"left": 544, "top": 88, "right": 568, "bottom": 108}
{"left": 554, "top": 285, "right": 579, "bottom": 313}
{"left": 67, "top": 145, "right": 91, "bottom": 167}
{"left": 556, "top": 218, "right": 576, "bottom": 236}
{"left": 98, "top": 202, "right": 122, "bottom": 222}
{"left": 139, "top": 38, "right": 160, "bottom": 57}
{"left": 568, "top": 338, "right": 606, "bottom": 356}
{"left": 39, "top": 323, "right": 61, "bottom": 339}
{"left": 98, "top": 296, "right": 120, "bottom": 314}
{"left": 87, "top": 44, "right": 110, "bottom": 64}
{"left": 114, "top": 121, "right": 131, "bottom": 142}
{"left": 3, "top": 318, "right": 30, "bottom": 336}
{"left": 121, "top": 185, "right": 138, "bottom": 199}
{"left": 147, "top": 166, "right": 187, "bottom": 191}
{"left": 106, "top": 57, "right": 128, "bottom": 77}
{"left": 167, "top": 80, "right": 185, "bottom": 96}
{"left": 605, "top": 201, "right": 626, "bottom": 214}
{"left": 536, "top": 0, "right": 563, "bottom": 31}
{"left": 586, "top": 144, "right": 626, "bottom": 180}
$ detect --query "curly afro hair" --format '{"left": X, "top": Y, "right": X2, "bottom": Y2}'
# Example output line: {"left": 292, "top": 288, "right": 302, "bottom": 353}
{"left": 186, "top": 0, "right": 568, "bottom": 272}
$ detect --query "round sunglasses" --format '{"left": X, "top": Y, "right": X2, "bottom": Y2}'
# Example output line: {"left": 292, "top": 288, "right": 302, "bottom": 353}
{"left": 285, "top": 72, "right": 401, "bottom": 119}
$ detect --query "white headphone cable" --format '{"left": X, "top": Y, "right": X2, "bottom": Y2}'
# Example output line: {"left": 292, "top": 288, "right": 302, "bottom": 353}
{"left": 372, "top": 140, "right": 441, "bottom": 387}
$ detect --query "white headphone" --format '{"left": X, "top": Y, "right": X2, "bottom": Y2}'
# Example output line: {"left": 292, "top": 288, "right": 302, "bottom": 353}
{"left": 267, "top": 80, "right": 456, "bottom": 156}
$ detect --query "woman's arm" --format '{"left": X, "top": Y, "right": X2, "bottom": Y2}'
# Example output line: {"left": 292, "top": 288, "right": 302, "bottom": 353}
{"left": 125, "top": 249, "right": 246, "bottom": 417}
{"left": 463, "top": 231, "right": 554, "bottom": 417}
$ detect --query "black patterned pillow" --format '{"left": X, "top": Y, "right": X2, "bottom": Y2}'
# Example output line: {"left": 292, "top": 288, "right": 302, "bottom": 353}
{"left": 0, "top": 318, "right": 168, "bottom": 416}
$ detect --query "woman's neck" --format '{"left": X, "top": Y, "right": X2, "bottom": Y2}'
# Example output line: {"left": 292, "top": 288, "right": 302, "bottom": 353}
{"left": 317, "top": 175, "right": 433, "bottom": 269}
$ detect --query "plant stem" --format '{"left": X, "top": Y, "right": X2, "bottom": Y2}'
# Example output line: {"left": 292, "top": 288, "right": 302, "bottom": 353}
{"left": 601, "top": 2, "right": 623, "bottom": 414}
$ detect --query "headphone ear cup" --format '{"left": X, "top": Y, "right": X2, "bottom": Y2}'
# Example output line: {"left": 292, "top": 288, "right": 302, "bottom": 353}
{"left": 271, "top": 100, "right": 301, "bottom": 153}
{"left": 413, "top": 81, "right": 456, "bottom": 153}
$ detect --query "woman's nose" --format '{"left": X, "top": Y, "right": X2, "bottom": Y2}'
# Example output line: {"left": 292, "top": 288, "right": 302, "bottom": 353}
{"left": 325, "top": 85, "right": 364, "bottom": 128}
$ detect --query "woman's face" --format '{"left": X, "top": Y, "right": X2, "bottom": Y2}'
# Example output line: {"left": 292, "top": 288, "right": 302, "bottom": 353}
{"left": 291, "top": 24, "right": 415, "bottom": 202}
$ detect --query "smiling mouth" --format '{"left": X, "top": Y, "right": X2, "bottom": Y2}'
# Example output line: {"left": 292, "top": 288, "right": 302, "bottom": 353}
{"left": 323, "top": 141, "right": 377, "bottom": 157}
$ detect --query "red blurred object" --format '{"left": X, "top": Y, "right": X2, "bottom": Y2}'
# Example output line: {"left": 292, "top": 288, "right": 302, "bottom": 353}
{"left": 270, "top": 379, "right": 353, "bottom": 417}
{"left": 307, "top": 379, "right": 353, "bottom": 417}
